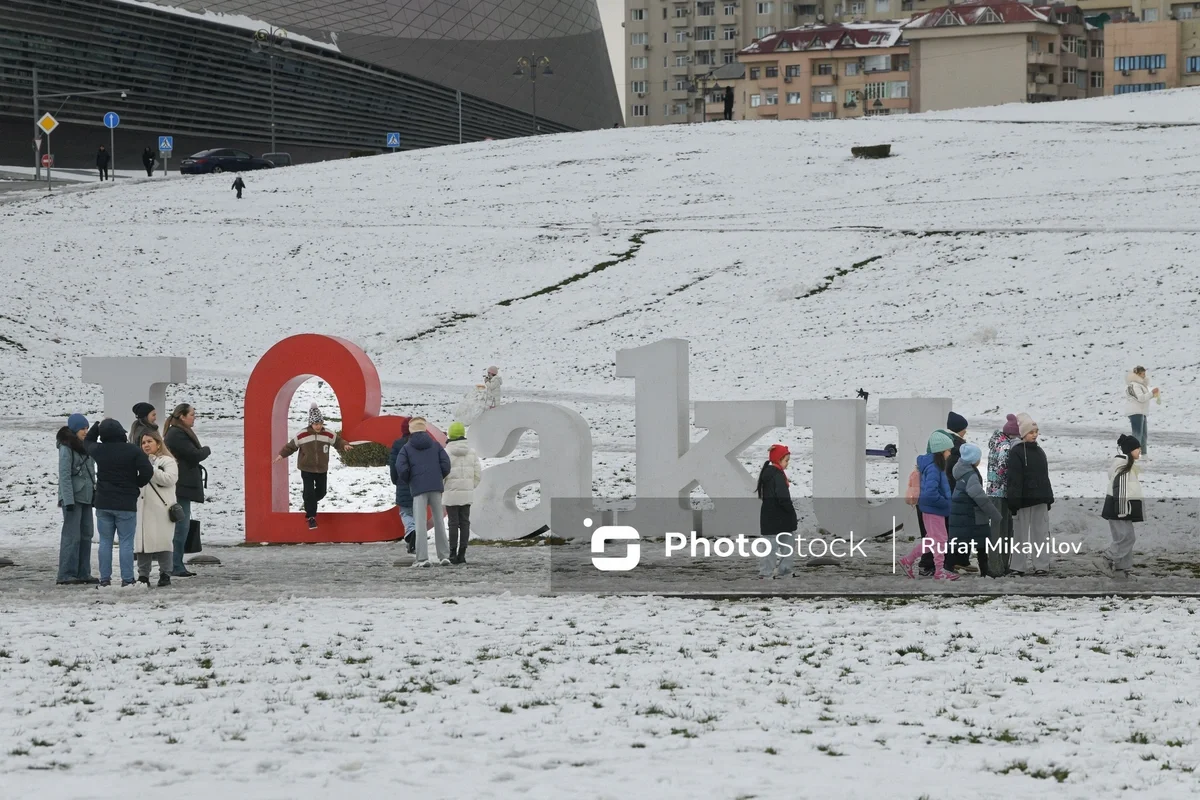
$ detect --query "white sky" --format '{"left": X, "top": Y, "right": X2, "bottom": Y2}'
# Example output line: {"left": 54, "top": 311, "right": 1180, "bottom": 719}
{"left": 598, "top": 0, "right": 626, "bottom": 117}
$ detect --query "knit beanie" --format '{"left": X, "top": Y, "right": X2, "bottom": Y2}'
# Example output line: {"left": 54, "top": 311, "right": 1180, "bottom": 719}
{"left": 1017, "top": 413, "right": 1036, "bottom": 438}
{"left": 448, "top": 421, "right": 466, "bottom": 440}
{"left": 1118, "top": 434, "right": 1141, "bottom": 455}
{"left": 67, "top": 413, "right": 89, "bottom": 433}
{"left": 132, "top": 402, "right": 155, "bottom": 421}
{"left": 927, "top": 430, "right": 955, "bottom": 454}
{"left": 959, "top": 442, "right": 983, "bottom": 466}
{"left": 946, "top": 412, "right": 968, "bottom": 434}
{"left": 308, "top": 403, "right": 324, "bottom": 425}
{"left": 768, "top": 443, "right": 790, "bottom": 468}
{"left": 486, "top": 366, "right": 499, "bottom": 377}
{"left": 1002, "top": 413, "right": 1020, "bottom": 437}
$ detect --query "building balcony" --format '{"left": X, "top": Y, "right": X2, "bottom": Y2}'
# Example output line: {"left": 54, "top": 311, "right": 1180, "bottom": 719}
{"left": 671, "top": 16, "right": 690, "bottom": 27}
{"left": 670, "top": 64, "right": 693, "bottom": 75}
{"left": 811, "top": 73, "right": 838, "bottom": 86}
{"left": 1060, "top": 53, "right": 1079, "bottom": 69}
{"left": 671, "top": 39, "right": 692, "bottom": 51}
{"left": 693, "top": 39, "right": 718, "bottom": 48}
{"left": 1027, "top": 52, "right": 1056, "bottom": 66}
{"left": 1027, "top": 81, "right": 1059, "bottom": 96}
{"left": 811, "top": 101, "right": 836, "bottom": 112}
{"left": 758, "top": 104, "right": 780, "bottom": 116}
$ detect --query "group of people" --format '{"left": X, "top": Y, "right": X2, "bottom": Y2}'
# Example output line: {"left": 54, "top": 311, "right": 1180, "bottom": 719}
{"left": 55, "top": 402, "right": 210, "bottom": 587}
{"left": 756, "top": 366, "right": 1157, "bottom": 582}
{"left": 93, "top": 146, "right": 161, "bottom": 181}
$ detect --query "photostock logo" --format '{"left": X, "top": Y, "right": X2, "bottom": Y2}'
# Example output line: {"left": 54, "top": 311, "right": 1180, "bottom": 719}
{"left": 587, "top": 518, "right": 641, "bottom": 571}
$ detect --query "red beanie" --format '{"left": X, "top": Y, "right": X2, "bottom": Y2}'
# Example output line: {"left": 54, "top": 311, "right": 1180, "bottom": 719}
{"left": 768, "top": 444, "right": 790, "bottom": 468}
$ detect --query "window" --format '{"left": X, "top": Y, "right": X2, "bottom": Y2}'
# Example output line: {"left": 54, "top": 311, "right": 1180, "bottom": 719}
{"left": 787, "top": 91, "right": 803, "bottom": 104}
{"left": 1028, "top": 37, "right": 1041, "bottom": 54}
{"left": 894, "top": 55, "right": 910, "bottom": 71}
{"left": 875, "top": 0, "right": 890, "bottom": 11}
{"left": 675, "top": 79, "right": 689, "bottom": 90}
{"left": 864, "top": 55, "right": 889, "bottom": 72}
{"left": 888, "top": 80, "right": 909, "bottom": 98}
{"left": 631, "top": 57, "right": 648, "bottom": 70}
{"left": 845, "top": 62, "right": 860, "bottom": 76}
{"left": 812, "top": 62, "right": 830, "bottom": 75}
{"left": 785, "top": 64, "right": 802, "bottom": 77}
{"left": 1076, "top": 70, "right": 1086, "bottom": 89}
{"left": 1062, "top": 67, "right": 1076, "bottom": 85}
{"left": 1143, "top": 7, "right": 1159, "bottom": 20}
{"left": 1177, "top": 6, "right": 1195, "bottom": 18}
{"left": 1090, "top": 71, "right": 1104, "bottom": 88}
{"left": 811, "top": 111, "right": 833, "bottom": 119}
{"left": 675, "top": 6, "right": 689, "bottom": 17}
{"left": 630, "top": 104, "right": 648, "bottom": 117}
{"left": 1048, "top": 42, "right": 1054, "bottom": 54}
{"left": 663, "top": 7, "right": 668, "bottom": 18}
{"left": 1114, "top": 82, "right": 1167, "bottom": 94}
{"left": 750, "top": 67, "right": 761, "bottom": 79}
{"left": 850, "top": 0, "right": 865, "bottom": 12}
{"left": 845, "top": 89, "right": 857, "bottom": 104}
{"left": 812, "top": 88, "right": 834, "bottom": 103}
{"left": 671, "top": 102, "right": 690, "bottom": 116}
{"left": 676, "top": 30, "right": 689, "bottom": 42}
{"left": 757, "top": 1, "right": 774, "bottom": 13}
{"left": 695, "top": 50, "right": 715, "bottom": 65}
{"left": 796, "top": 4, "right": 818, "bottom": 13}
{"left": 1114, "top": 55, "right": 1167, "bottom": 71}
{"left": 765, "top": 92, "right": 778, "bottom": 105}
{"left": 1188, "top": 56, "right": 1200, "bottom": 73}
{"left": 1062, "top": 36, "right": 1076, "bottom": 55}
{"left": 1090, "top": 40, "right": 1104, "bottom": 59}
{"left": 765, "top": 66, "right": 779, "bottom": 77}
{"left": 902, "top": 0, "right": 913, "bottom": 9}
{"left": 724, "top": 2, "right": 737, "bottom": 13}
{"left": 631, "top": 8, "right": 645, "bottom": 20}
{"left": 675, "top": 55, "right": 690, "bottom": 66}
{"left": 723, "top": 50, "right": 737, "bottom": 64}
{"left": 756, "top": 26, "right": 775, "bottom": 37}
{"left": 750, "top": 93, "right": 763, "bottom": 107}
{"left": 631, "top": 33, "right": 649, "bottom": 45}
{"left": 723, "top": 26, "right": 738, "bottom": 39}
{"left": 697, "top": 2, "right": 716, "bottom": 15}
{"left": 864, "top": 81, "right": 887, "bottom": 99}
{"left": 631, "top": 81, "right": 648, "bottom": 94}
{"left": 696, "top": 26, "right": 716, "bottom": 40}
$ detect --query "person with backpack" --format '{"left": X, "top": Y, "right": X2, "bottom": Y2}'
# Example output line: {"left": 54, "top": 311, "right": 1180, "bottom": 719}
{"left": 56, "top": 414, "right": 97, "bottom": 585}
{"left": 85, "top": 419, "right": 154, "bottom": 587}
{"left": 1124, "top": 366, "right": 1158, "bottom": 456}
{"left": 443, "top": 421, "right": 482, "bottom": 565}
{"left": 1094, "top": 434, "right": 1144, "bottom": 582}
{"left": 274, "top": 403, "right": 353, "bottom": 530}
{"left": 387, "top": 418, "right": 416, "bottom": 553}
{"left": 163, "top": 403, "right": 211, "bottom": 576}
{"left": 949, "top": 443, "right": 1002, "bottom": 577}
{"left": 983, "top": 413, "right": 1021, "bottom": 576}
{"left": 1005, "top": 413, "right": 1054, "bottom": 577}
{"left": 394, "top": 417, "right": 451, "bottom": 567}
{"left": 756, "top": 444, "right": 798, "bottom": 579}
{"left": 134, "top": 430, "right": 178, "bottom": 587}
{"left": 899, "top": 431, "right": 958, "bottom": 581}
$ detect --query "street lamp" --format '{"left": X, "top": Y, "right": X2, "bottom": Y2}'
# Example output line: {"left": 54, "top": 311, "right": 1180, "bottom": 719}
{"left": 31, "top": 68, "right": 131, "bottom": 179}
{"left": 513, "top": 54, "right": 552, "bottom": 135}
{"left": 253, "top": 27, "right": 290, "bottom": 154}
{"left": 686, "top": 74, "right": 722, "bottom": 124}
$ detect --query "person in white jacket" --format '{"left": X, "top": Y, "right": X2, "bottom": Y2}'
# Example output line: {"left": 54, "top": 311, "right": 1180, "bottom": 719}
{"left": 135, "top": 430, "right": 179, "bottom": 587}
{"left": 1124, "top": 366, "right": 1158, "bottom": 456}
{"left": 482, "top": 366, "right": 502, "bottom": 409}
{"left": 443, "top": 421, "right": 482, "bottom": 565}
{"left": 1094, "top": 434, "right": 1144, "bottom": 582}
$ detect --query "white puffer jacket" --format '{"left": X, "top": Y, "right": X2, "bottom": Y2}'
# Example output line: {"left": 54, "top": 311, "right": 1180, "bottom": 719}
{"left": 443, "top": 439, "right": 482, "bottom": 506}
{"left": 1124, "top": 372, "right": 1153, "bottom": 416}
{"left": 136, "top": 453, "right": 178, "bottom": 554}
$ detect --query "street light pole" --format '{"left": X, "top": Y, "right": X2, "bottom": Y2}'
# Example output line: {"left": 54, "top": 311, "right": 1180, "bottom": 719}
{"left": 32, "top": 68, "right": 40, "bottom": 180}
{"left": 513, "top": 54, "right": 552, "bottom": 136}
{"left": 254, "top": 27, "right": 289, "bottom": 154}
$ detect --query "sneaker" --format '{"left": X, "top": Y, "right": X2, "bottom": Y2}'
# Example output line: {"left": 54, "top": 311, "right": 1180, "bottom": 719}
{"left": 120, "top": 579, "right": 136, "bottom": 587}
{"left": 307, "top": 516, "right": 318, "bottom": 530}
{"left": 1113, "top": 570, "right": 1132, "bottom": 582}
{"left": 137, "top": 576, "right": 151, "bottom": 587}
{"left": 439, "top": 558, "right": 452, "bottom": 567}
{"left": 918, "top": 566, "right": 934, "bottom": 577}
{"left": 1092, "top": 555, "right": 1115, "bottom": 578}
{"left": 1004, "top": 570, "right": 1024, "bottom": 577}
{"left": 79, "top": 577, "right": 100, "bottom": 585}
{"left": 411, "top": 560, "right": 431, "bottom": 568}
{"left": 56, "top": 579, "right": 82, "bottom": 586}
{"left": 933, "top": 570, "right": 960, "bottom": 581}
{"left": 1031, "top": 569, "right": 1049, "bottom": 577}
{"left": 157, "top": 574, "right": 171, "bottom": 587}
{"left": 898, "top": 559, "right": 915, "bottom": 579}
{"left": 99, "top": 579, "right": 111, "bottom": 587}
{"left": 955, "top": 563, "right": 979, "bottom": 574}
{"left": 172, "top": 570, "right": 197, "bottom": 578}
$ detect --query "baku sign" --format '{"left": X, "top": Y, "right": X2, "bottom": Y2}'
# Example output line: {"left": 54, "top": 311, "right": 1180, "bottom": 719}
{"left": 82, "top": 335, "right": 950, "bottom": 544}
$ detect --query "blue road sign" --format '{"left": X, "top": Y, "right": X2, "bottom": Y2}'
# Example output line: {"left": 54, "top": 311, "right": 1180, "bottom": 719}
{"left": 158, "top": 135, "right": 174, "bottom": 152}
{"left": 386, "top": 132, "right": 401, "bottom": 148}
{"left": 103, "top": 112, "right": 120, "bottom": 129}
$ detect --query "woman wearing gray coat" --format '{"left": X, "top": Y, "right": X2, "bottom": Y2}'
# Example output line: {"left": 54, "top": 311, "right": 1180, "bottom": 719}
{"left": 57, "top": 414, "right": 98, "bottom": 585}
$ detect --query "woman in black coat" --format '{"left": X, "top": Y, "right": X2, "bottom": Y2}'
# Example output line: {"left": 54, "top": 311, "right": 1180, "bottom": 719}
{"left": 162, "top": 403, "right": 210, "bottom": 577}
{"left": 757, "top": 444, "right": 798, "bottom": 579}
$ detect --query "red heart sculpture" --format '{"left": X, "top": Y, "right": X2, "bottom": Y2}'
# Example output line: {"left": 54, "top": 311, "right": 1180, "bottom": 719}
{"left": 244, "top": 334, "right": 442, "bottom": 543}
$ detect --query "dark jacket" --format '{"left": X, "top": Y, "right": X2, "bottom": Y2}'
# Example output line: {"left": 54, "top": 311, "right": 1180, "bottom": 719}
{"left": 165, "top": 423, "right": 211, "bottom": 503}
{"left": 387, "top": 434, "right": 413, "bottom": 507}
{"left": 96, "top": 149, "right": 110, "bottom": 167}
{"left": 85, "top": 420, "right": 153, "bottom": 512}
{"left": 395, "top": 431, "right": 450, "bottom": 497}
{"left": 1005, "top": 440, "right": 1053, "bottom": 512}
{"left": 232, "top": 177, "right": 245, "bottom": 190}
{"left": 916, "top": 453, "right": 952, "bottom": 517}
{"left": 949, "top": 460, "right": 1002, "bottom": 536}
{"left": 757, "top": 464, "right": 797, "bottom": 536}
{"left": 944, "top": 432, "right": 966, "bottom": 492}
{"left": 723, "top": 87, "right": 734, "bottom": 111}
{"left": 142, "top": 148, "right": 155, "bottom": 165}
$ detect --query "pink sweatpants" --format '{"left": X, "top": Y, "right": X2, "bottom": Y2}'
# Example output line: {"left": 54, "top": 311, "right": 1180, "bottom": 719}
{"left": 902, "top": 513, "right": 947, "bottom": 573}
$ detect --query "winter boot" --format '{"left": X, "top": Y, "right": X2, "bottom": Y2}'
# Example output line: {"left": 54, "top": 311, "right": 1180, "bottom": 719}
{"left": 898, "top": 557, "right": 915, "bottom": 579}
{"left": 157, "top": 574, "right": 171, "bottom": 587}
{"left": 137, "top": 576, "right": 151, "bottom": 587}
{"left": 307, "top": 516, "right": 318, "bottom": 530}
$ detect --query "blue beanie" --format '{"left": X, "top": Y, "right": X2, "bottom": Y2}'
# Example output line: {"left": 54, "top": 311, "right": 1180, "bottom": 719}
{"left": 67, "top": 414, "right": 89, "bottom": 433}
{"left": 927, "top": 430, "right": 955, "bottom": 454}
{"left": 959, "top": 443, "right": 983, "bottom": 466}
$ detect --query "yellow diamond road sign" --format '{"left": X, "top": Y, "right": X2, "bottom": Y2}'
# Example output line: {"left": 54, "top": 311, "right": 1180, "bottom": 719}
{"left": 37, "top": 113, "right": 58, "bottom": 135}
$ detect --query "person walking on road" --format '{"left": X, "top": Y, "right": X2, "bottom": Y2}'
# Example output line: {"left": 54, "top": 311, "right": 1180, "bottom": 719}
{"left": 1005, "top": 413, "right": 1054, "bottom": 577}
{"left": 85, "top": 418, "right": 153, "bottom": 587}
{"left": 56, "top": 414, "right": 97, "bottom": 585}
{"left": 443, "top": 421, "right": 482, "bottom": 565}
{"left": 274, "top": 403, "right": 353, "bottom": 530}
{"left": 134, "top": 430, "right": 178, "bottom": 587}
{"left": 232, "top": 176, "right": 245, "bottom": 199}
{"left": 1125, "top": 366, "right": 1158, "bottom": 456}
{"left": 163, "top": 403, "right": 210, "bottom": 576}
{"left": 394, "top": 417, "right": 451, "bottom": 568}
{"left": 96, "top": 145, "right": 110, "bottom": 181}
{"left": 142, "top": 146, "right": 156, "bottom": 177}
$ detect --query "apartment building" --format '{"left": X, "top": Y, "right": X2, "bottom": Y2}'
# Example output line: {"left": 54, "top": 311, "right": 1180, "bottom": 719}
{"left": 624, "top": 0, "right": 946, "bottom": 126}
{"left": 1104, "top": 18, "right": 1200, "bottom": 93}
{"left": 1073, "top": 0, "right": 1200, "bottom": 23}
{"left": 735, "top": 23, "right": 912, "bottom": 120}
{"left": 904, "top": 2, "right": 1105, "bottom": 111}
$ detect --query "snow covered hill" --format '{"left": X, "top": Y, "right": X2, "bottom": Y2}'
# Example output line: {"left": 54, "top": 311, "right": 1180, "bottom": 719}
{"left": 1, "top": 88, "right": 1198, "bottom": 545}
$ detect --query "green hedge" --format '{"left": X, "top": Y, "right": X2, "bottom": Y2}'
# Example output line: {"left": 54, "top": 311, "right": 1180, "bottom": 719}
{"left": 334, "top": 432, "right": 389, "bottom": 467}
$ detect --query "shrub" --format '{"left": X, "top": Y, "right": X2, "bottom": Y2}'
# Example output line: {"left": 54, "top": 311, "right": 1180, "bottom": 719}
{"left": 334, "top": 432, "right": 389, "bottom": 467}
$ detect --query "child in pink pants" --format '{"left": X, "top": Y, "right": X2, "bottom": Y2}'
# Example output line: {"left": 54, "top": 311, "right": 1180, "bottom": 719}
{"left": 899, "top": 434, "right": 959, "bottom": 581}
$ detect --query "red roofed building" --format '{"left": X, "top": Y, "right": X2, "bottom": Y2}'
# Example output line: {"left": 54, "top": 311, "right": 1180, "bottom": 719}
{"left": 903, "top": 1, "right": 1105, "bottom": 111}
{"left": 734, "top": 22, "right": 912, "bottom": 120}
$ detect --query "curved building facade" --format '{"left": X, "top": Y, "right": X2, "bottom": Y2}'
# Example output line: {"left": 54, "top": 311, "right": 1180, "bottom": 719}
{"left": 0, "top": 0, "right": 620, "bottom": 169}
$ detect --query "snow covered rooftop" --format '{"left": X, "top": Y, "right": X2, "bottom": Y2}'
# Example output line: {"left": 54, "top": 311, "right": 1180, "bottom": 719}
{"left": 110, "top": 0, "right": 340, "bottom": 51}
{"left": 905, "top": 1, "right": 1066, "bottom": 29}
{"left": 741, "top": 21, "right": 906, "bottom": 55}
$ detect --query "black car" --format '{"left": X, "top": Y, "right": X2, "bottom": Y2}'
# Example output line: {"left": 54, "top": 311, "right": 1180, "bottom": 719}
{"left": 180, "top": 148, "right": 275, "bottom": 174}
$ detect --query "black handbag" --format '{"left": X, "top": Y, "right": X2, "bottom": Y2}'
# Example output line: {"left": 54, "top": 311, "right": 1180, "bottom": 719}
{"left": 184, "top": 519, "right": 203, "bottom": 554}
{"left": 150, "top": 484, "right": 185, "bottom": 523}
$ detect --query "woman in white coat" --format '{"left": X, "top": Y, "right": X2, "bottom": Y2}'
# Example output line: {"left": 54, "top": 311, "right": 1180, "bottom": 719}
{"left": 135, "top": 430, "right": 179, "bottom": 587}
